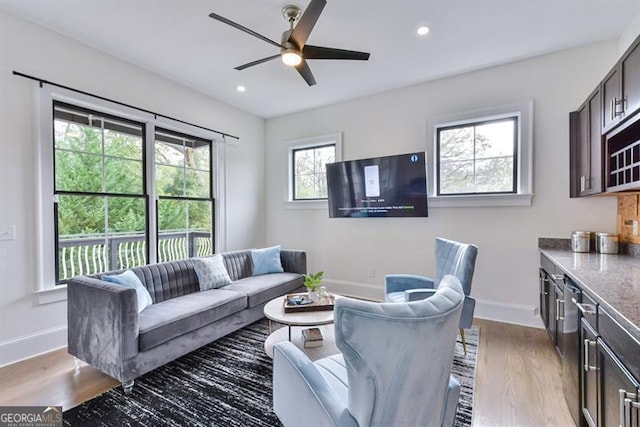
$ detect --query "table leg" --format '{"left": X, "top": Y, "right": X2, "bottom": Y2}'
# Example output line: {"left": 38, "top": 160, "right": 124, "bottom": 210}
{"left": 288, "top": 325, "right": 292, "bottom": 341}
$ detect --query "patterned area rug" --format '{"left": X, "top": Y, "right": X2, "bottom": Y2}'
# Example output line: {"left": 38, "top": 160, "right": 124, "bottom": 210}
{"left": 63, "top": 319, "right": 479, "bottom": 426}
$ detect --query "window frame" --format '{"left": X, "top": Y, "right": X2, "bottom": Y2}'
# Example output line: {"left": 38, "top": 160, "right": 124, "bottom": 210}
{"left": 35, "top": 86, "right": 226, "bottom": 302}
{"left": 291, "top": 143, "right": 337, "bottom": 201}
{"left": 285, "top": 133, "right": 342, "bottom": 207}
{"left": 436, "top": 116, "right": 519, "bottom": 196}
{"left": 427, "top": 101, "right": 534, "bottom": 208}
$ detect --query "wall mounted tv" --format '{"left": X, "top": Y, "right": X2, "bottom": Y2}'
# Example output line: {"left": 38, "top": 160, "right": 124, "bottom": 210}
{"left": 326, "top": 152, "right": 428, "bottom": 218}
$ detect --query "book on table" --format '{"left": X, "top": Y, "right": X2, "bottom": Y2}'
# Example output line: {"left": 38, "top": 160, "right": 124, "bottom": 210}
{"left": 302, "top": 327, "right": 323, "bottom": 348}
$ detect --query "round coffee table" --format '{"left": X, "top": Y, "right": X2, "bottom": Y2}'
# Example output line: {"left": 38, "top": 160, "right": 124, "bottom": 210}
{"left": 263, "top": 294, "right": 341, "bottom": 361}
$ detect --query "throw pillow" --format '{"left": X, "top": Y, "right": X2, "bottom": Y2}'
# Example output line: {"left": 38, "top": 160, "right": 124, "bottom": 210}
{"left": 251, "top": 245, "right": 284, "bottom": 276}
{"left": 103, "top": 270, "right": 153, "bottom": 313}
{"left": 192, "top": 254, "right": 232, "bottom": 291}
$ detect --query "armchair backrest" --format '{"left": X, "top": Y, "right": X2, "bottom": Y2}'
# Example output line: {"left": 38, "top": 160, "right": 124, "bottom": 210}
{"left": 434, "top": 237, "right": 478, "bottom": 296}
{"left": 334, "top": 275, "right": 464, "bottom": 427}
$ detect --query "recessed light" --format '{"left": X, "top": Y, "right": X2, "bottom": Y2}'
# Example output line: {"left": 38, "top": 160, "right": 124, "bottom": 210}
{"left": 417, "top": 26, "right": 430, "bottom": 36}
{"left": 236, "top": 85, "right": 246, "bottom": 92}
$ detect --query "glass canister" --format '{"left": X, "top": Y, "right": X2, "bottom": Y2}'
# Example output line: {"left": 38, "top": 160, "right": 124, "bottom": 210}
{"left": 571, "top": 231, "right": 593, "bottom": 253}
{"left": 317, "top": 286, "right": 330, "bottom": 304}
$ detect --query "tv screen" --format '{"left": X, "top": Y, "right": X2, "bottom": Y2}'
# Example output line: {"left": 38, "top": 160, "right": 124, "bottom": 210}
{"left": 326, "top": 152, "right": 428, "bottom": 218}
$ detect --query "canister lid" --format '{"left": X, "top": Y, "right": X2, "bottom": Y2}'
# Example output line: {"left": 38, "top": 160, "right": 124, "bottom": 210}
{"left": 572, "top": 231, "right": 593, "bottom": 237}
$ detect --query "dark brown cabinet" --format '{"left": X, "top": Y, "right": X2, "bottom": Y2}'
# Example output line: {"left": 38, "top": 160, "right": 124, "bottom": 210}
{"left": 540, "top": 254, "right": 564, "bottom": 357}
{"left": 571, "top": 88, "right": 603, "bottom": 197}
{"left": 603, "top": 40, "right": 640, "bottom": 133}
{"left": 539, "top": 254, "right": 640, "bottom": 426}
{"left": 570, "top": 34, "right": 640, "bottom": 195}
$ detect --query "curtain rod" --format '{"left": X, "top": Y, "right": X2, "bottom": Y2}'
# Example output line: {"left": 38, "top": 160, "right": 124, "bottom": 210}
{"left": 12, "top": 70, "right": 240, "bottom": 140}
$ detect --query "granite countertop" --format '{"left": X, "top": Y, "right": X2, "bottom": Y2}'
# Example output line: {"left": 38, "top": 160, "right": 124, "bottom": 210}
{"left": 539, "top": 243, "right": 640, "bottom": 343}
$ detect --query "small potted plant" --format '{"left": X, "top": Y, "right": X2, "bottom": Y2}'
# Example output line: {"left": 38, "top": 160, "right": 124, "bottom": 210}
{"left": 303, "top": 271, "right": 324, "bottom": 301}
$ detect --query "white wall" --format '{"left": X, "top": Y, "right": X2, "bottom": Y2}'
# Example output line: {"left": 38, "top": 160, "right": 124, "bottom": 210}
{"left": 619, "top": 8, "right": 640, "bottom": 54}
{"left": 0, "top": 11, "right": 265, "bottom": 366}
{"left": 265, "top": 41, "right": 621, "bottom": 328}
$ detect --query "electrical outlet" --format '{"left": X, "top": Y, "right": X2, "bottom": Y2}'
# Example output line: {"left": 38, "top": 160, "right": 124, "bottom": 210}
{"left": 634, "top": 220, "right": 639, "bottom": 236}
{"left": 533, "top": 307, "right": 539, "bottom": 316}
{"left": 368, "top": 268, "right": 375, "bottom": 278}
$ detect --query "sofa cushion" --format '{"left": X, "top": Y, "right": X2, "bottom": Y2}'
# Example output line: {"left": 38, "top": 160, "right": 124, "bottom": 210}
{"left": 138, "top": 289, "right": 246, "bottom": 351}
{"left": 133, "top": 260, "right": 199, "bottom": 304}
{"left": 251, "top": 245, "right": 284, "bottom": 275}
{"left": 219, "top": 273, "right": 302, "bottom": 308}
{"left": 192, "top": 255, "right": 232, "bottom": 291}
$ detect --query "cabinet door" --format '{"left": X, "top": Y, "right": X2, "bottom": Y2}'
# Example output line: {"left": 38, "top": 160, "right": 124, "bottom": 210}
{"left": 539, "top": 269, "right": 549, "bottom": 329}
{"left": 597, "top": 338, "right": 640, "bottom": 427}
{"left": 570, "top": 89, "right": 603, "bottom": 197}
{"left": 555, "top": 283, "right": 565, "bottom": 357}
{"left": 588, "top": 89, "right": 603, "bottom": 194}
{"left": 621, "top": 39, "right": 640, "bottom": 119}
{"left": 548, "top": 279, "right": 558, "bottom": 344}
{"left": 602, "top": 66, "right": 621, "bottom": 132}
{"left": 570, "top": 105, "right": 589, "bottom": 197}
{"left": 581, "top": 318, "right": 598, "bottom": 427}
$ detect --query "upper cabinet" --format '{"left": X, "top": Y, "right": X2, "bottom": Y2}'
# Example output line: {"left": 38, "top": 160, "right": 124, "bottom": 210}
{"left": 603, "top": 40, "right": 640, "bottom": 133}
{"left": 570, "top": 34, "right": 640, "bottom": 197}
{"left": 570, "top": 88, "right": 603, "bottom": 197}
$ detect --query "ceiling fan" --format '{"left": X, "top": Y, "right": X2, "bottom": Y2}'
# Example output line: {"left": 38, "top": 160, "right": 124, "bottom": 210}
{"left": 208, "top": 0, "right": 370, "bottom": 86}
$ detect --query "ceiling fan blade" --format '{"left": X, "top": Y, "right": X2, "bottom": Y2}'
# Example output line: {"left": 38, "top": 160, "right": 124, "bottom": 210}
{"left": 209, "top": 12, "right": 283, "bottom": 49}
{"left": 288, "top": 0, "right": 326, "bottom": 49}
{"left": 235, "top": 54, "right": 281, "bottom": 71}
{"left": 302, "top": 45, "right": 370, "bottom": 61}
{"left": 295, "top": 59, "right": 317, "bottom": 86}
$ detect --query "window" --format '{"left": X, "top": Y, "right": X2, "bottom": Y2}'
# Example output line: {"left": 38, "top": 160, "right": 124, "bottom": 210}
{"left": 437, "top": 117, "right": 517, "bottom": 195}
{"left": 155, "top": 129, "right": 214, "bottom": 262}
{"left": 38, "top": 87, "right": 224, "bottom": 293}
{"left": 287, "top": 133, "right": 342, "bottom": 203}
{"left": 428, "top": 101, "right": 533, "bottom": 207}
{"left": 54, "top": 102, "right": 148, "bottom": 282}
{"left": 292, "top": 144, "right": 335, "bottom": 200}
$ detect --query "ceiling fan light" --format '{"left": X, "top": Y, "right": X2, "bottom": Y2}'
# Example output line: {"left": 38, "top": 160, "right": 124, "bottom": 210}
{"left": 282, "top": 49, "right": 302, "bottom": 66}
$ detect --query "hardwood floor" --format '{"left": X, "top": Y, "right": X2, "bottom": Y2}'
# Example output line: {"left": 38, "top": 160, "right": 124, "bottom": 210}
{"left": 0, "top": 319, "right": 575, "bottom": 426}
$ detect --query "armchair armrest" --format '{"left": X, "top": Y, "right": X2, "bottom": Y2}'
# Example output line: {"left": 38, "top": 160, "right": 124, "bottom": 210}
{"left": 273, "top": 342, "right": 357, "bottom": 427}
{"left": 280, "top": 250, "right": 307, "bottom": 275}
{"left": 384, "top": 274, "right": 435, "bottom": 295}
{"left": 405, "top": 288, "right": 438, "bottom": 302}
{"left": 67, "top": 276, "right": 139, "bottom": 382}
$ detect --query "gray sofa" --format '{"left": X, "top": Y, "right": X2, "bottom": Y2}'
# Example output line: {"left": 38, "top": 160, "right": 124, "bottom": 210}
{"left": 67, "top": 249, "right": 306, "bottom": 393}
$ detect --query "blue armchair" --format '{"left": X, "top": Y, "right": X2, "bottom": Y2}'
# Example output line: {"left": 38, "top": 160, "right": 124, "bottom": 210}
{"left": 273, "top": 275, "right": 465, "bottom": 427}
{"left": 385, "top": 237, "right": 478, "bottom": 354}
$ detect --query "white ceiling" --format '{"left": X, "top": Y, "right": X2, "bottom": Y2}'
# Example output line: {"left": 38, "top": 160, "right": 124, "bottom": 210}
{"left": 2, "top": 1, "right": 639, "bottom": 119}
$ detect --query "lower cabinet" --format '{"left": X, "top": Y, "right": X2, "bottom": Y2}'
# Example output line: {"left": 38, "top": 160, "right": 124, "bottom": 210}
{"left": 539, "top": 254, "right": 640, "bottom": 427}
{"left": 577, "top": 299, "right": 640, "bottom": 427}
{"left": 582, "top": 318, "right": 598, "bottom": 427}
{"left": 596, "top": 338, "right": 640, "bottom": 427}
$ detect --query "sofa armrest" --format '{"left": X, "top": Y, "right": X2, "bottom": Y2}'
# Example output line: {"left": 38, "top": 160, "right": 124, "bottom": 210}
{"left": 67, "top": 277, "right": 139, "bottom": 381}
{"left": 273, "top": 342, "right": 357, "bottom": 427}
{"left": 280, "top": 250, "right": 307, "bottom": 274}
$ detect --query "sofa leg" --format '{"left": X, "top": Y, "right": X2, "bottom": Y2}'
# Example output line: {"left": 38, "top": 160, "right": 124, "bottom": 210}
{"left": 122, "top": 380, "right": 135, "bottom": 395}
{"left": 72, "top": 357, "right": 83, "bottom": 372}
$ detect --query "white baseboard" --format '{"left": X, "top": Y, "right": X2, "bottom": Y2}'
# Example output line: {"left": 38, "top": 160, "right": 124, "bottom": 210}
{"left": 324, "top": 279, "right": 544, "bottom": 329}
{"left": 475, "top": 298, "right": 544, "bottom": 329}
{"left": 0, "top": 325, "right": 67, "bottom": 367}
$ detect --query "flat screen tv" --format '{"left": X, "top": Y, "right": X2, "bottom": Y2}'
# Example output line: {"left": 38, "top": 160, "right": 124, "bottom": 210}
{"left": 326, "top": 152, "right": 428, "bottom": 218}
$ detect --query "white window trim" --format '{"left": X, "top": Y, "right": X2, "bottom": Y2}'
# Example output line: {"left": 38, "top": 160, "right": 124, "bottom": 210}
{"left": 284, "top": 132, "right": 342, "bottom": 209}
{"left": 427, "top": 101, "right": 534, "bottom": 208}
{"left": 35, "top": 85, "right": 227, "bottom": 300}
